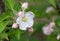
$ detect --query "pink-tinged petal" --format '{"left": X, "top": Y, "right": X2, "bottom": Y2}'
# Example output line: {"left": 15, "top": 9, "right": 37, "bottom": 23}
{"left": 42, "top": 25, "right": 53, "bottom": 35}
{"left": 22, "top": 2, "right": 28, "bottom": 9}
{"left": 12, "top": 23, "right": 18, "bottom": 29}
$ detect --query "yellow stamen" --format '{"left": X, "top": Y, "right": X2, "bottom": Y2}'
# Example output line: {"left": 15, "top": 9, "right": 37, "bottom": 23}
{"left": 22, "top": 16, "right": 27, "bottom": 22}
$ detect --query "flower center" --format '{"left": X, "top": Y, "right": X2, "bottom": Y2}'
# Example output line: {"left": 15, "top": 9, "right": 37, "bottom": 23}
{"left": 22, "top": 16, "right": 27, "bottom": 22}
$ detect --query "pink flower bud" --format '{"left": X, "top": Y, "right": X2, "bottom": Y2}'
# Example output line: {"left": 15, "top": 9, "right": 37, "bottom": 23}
{"left": 12, "top": 23, "right": 18, "bottom": 28}
{"left": 18, "top": 11, "right": 22, "bottom": 17}
{"left": 22, "top": 2, "right": 28, "bottom": 9}
{"left": 29, "top": 27, "right": 34, "bottom": 32}
{"left": 49, "top": 22, "right": 55, "bottom": 27}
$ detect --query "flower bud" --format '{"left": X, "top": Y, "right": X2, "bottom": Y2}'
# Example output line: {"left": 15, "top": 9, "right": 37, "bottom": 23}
{"left": 57, "top": 34, "right": 60, "bottom": 40}
{"left": 49, "top": 22, "right": 55, "bottom": 27}
{"left": 22, "top": 2, "right": 28, "bottom": 9}
{"left": 46, "top": 6, "right": 55, "bottom": 13}
{"left": 18, "top": 11, "right": 22, "bottom": 17}
{"left": 12, "top": 23, "right": 18, "bottom": 28}
{"left": 29, "top": 27, "right": 34, "bottom": 32}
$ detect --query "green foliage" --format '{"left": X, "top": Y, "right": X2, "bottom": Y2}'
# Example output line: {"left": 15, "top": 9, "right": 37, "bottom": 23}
{"left": 4, "top": 0, "right": 15, "bottom": 9}
{"left": 0, "top": 32, "right": 8, "bottom": 40}
{"left": 55, "top": 19, "right": 60, "bottom": 27}
{"left": 8, "top": 29, "right": 21, "bottom": 41}
{"left": 49, "top": 0, "right": 56, "bottom": 8}
{"left": 0, "top": 14, "right": 11, "bottom": 22}
{"left": 46, "top": 34, "right": 57, "bottom": 41}
{"left": 0, "top": 21, "right": 9, "bottom": 33}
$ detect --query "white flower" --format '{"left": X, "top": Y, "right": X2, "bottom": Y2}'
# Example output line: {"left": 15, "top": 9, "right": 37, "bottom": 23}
{"left": 46, "top": 6, "right": 55, "bottom": 13}
{"left": 16, "top": 11, "right": 35, "bottom": 30}
{"left": 57, "top": 34, "right": 60, "bottom": 40}
{"left": 42, "top": 25, "right": 54, "bottom": 35}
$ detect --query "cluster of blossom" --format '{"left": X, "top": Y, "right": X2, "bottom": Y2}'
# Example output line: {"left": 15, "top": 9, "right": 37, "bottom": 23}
{"left": 12, "top": 2, "right": 60, "bottom": 40}
{"left": 45, "top": 6, "right": 60, "bottom": 40}
{"left": 12, "top": 2, "right": 35, "bottom": 32}
{"left": 42, "top": 22, "right": 55, "bottom": 35}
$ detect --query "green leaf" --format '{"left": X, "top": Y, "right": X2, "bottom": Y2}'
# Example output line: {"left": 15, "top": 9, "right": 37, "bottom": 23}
{"left": 0, "top": 21, "right": 9, "bottom": 33}
{"left": 14, "top": 0, "right": 21, "bottom": 12}
{"left": 4, "top": 0, "right": 15, "bottom": 9}
{"left": 46, "top": 34, "right": 57, "bottom": 41}
{"left": 49, "top": 0, "right": 56, "bottom": 8}
{"left": 15, "top": 29, "right": 21, "bottom": 40}
{"left": 0, "top": 12, "right": 12, "bottom": 22}
{"left": 10, "top": 36, "right": 20, "bottom": 41}
{"left": 19, "top": 34, "right": 27, "bottom": 41}
{"left": 8, "top": 29, "right": 21, "bottom": 41}
{"left": 0, "top": 32, "right": 9, "bottom": 40}
{"left": 29, "top": 36, "right": 40, "bottom": 41}
{"left": 55, "top": 19, "right": 60, "bottom": 27}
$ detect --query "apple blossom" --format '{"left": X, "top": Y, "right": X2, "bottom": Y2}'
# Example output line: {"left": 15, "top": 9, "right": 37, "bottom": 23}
{"left": 42, "top": 25, "right": 54, "bottom": 35}
{"left": 16, "top": 11, "right": 35, "bottom": 30}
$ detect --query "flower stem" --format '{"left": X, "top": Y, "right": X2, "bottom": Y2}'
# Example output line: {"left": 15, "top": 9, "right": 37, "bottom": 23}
{"left": 25, "top": 30, "right": 29, "bottom": 41}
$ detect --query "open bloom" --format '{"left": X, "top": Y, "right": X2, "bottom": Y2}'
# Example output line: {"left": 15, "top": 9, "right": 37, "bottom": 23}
{"left": 22, "top": 2, "right": 28, "bottom": 9}
{"left": 46, "top": 6, "right": 55, "bottom": 13}
{"left": 12, "top": 23, "right": 18, "bottom": 28}
{"left": 42, "top": 25, "right": 54, "bottom": 35}
{"left": 16, "top": 11, "right": 35, "bottom": 30}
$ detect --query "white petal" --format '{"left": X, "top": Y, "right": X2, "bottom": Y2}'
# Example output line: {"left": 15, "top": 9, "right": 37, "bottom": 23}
{"left": 16, "top": 17, "right": 23, "bottom": 24}
{"left": 16, "top": 17, "right": 20, "bottom": 24}
{"left": 26, "top": 11, "right": 35, "bottom": 19}
{"left": 19, "top": 19, "right": 34, "bottom": 30}
{"left": 27, "top": 19, "right": 34, "bottom": 28}
{"left": 19, "top": 21, "right": 29, "bottom": 30}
